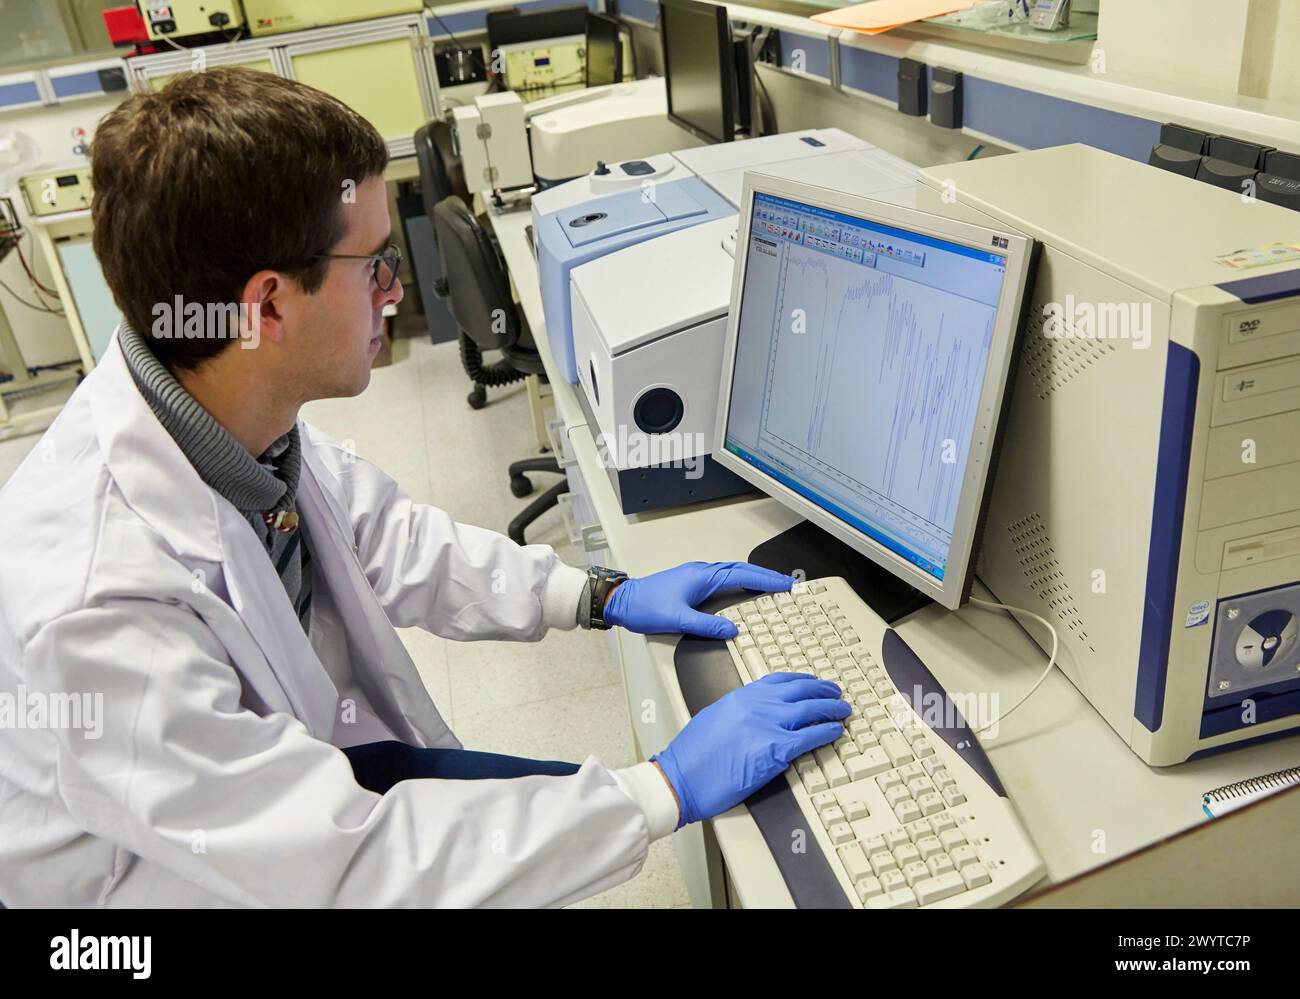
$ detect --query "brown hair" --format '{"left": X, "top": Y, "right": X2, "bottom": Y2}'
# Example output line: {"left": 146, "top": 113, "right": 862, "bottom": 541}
{"left": 91, "top": 66, "right": 389, "bottom": 370}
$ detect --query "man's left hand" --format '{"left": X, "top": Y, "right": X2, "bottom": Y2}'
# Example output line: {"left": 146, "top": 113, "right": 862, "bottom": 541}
{"left": 603, "top": 561, "right": 796, "bottom": 639}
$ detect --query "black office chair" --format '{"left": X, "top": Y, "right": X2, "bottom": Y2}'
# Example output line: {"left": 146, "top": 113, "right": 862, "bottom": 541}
{"left": 433, "top": 195, "right": 569, "bottom": 545}
{"left": 414, "top": 120, "right": 525, "bottom": 410}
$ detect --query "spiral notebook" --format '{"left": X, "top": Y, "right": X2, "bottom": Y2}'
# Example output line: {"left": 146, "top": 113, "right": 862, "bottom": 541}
{"left": 1202, "top": 766, "right": 1300, "bottom": 819}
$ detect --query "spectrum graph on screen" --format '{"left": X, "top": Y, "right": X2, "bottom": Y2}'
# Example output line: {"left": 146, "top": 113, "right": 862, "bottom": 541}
{"left": 727, "top": 192, "right": 1008, "bottom": 579}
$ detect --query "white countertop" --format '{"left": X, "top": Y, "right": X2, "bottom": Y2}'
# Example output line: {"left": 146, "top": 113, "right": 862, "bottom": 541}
{"left": 489, "top": 197, "right": 1300, "bottom": 906}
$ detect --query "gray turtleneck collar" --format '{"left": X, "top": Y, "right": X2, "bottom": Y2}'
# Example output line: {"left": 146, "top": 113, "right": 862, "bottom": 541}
{"left": 118, "top": 323, "right": 300, "bottom": 517}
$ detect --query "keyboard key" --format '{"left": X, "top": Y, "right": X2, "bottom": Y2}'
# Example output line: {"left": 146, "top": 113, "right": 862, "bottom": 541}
{"left": 774, "top": 592, "right": 794, "bottom": 607}
{"left": 841, "top": 628, "right": 860, "bottom": 646}
{"left": 756, "top": 595, "right": 775, "bottom": 611}
{"left": 930, "top": 813, "right": 957, "bottom": 835}
{"left": 861, "top": 835, "right": 887, "bottom": 856}
{"left": 885, "top": 785, "right": 911, "bottom": 808}
{"left": 835, "top": 739, "right": 860, "bottom": 762}
{"left": 874, "top": 682, "right": 896, "bottom": 699}
{"left": 789, "top": 655, "right": 809, "bottom": 670}
{"left": 742, "top": 649, "right": 767, "bottom": 678}
{"left": 853, "top": 732, "right": 879, "bottom": 753}
{"left": 868, "top": 884, "right": 920, "bottom": 910}
{"left": 735, "top": 635, "right": 755, "bottom": 650}
{"left": 895, "top": 800, "right": 922, "bottom": 824}
{"left": 901, "top": 861, "right": 930, "bottom": 887}
{"left": 939, "top": 829, "right": 966, "bottom": 851}
{"left": 802, "top": 769, "right": 828, "bottom": 794}
{"left": 907, "top": 777, "right": 935, "bottom": 797}
{"left": 855, "top": 877, "right": 884, "bottom": 903}
{"left": 950, "top": 845, "right": 979, "bottom": 869}
{"left": 914, "top": 871, "right": 965, "bottom": 905}
{"left": 869, "top": 851, "right": 898, "bottom": 876}
{"left": 933, "top": 769, "right": 956, "bottom": 790}
{"left": 913, "top": 738, "right": 935, "bottom": 759}
{"left": 942, "top": 787, "right": 967, "bottom": 808}
{"left": 759, "top": 644, "right": 780, "bottom": 658}
{"left": 811, "top": 791, "right": 837, "bottom": 811}
{"left": 838, "top": 843, "right": 871, "bottom": 881}
{"left": 926, "top": 854, "right": 956, "bottom": 878}
{"left": 904, "top": 819, "right": 933, "bottom": 843}
{"left": 916, "top": 836, "right": 945, "bottom": 861}
{"left": 870, "top": 719, "right": 896, "bottom": 739}
{"left": 880, "top": 732, "right": 914, "bottom": 767}
{"left": 883, "top": 828, "right": 911, "bottom": 851}
{"left": 829, "top": 823, "right": 855, "bottom": 845}
{"left": 767, "top": 656, "right": 789, "bottom": 671}
{"left": 879, "top": 869, "right": 907, "bottom": 892}
{"left": 899, "top": 761, "right": 926, "bottom": 780}
{"left": 822, "top": 755, "right": 849, "bottom": 789}
{"left": 807, "top": 581, "right": 826, "bottom": 594}
{"left": 846, "top": 748, "right": 890, "bottom": 780}
{"left": 960, "top": 864, "right": 991, "bottom": 890}
{"left": 893, "top": 843, "right": 920, "bottom": 868}
{"left": 820, "top": 806, "right": 846, "bottom": 828}
{"left": 843, "top": 799, "right": 869, "bottom": 822}
{"left": 917, "top": 792, "right": 945, "bottom": 816}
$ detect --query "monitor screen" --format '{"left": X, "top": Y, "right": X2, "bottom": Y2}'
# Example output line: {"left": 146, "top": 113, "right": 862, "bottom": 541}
{"left": 718, "top": 180, "right": 1033, "bottom": 607}
{"left": 660, "top": 0, "right": 733, "bottom": 144}
{"left": 585, "top": 12, "right": 622, "bottom": 87}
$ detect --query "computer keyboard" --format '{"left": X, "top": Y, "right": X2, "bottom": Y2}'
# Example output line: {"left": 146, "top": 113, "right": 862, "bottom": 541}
{"left": 720, "top": 577, "right": 1046, "bottom": 909}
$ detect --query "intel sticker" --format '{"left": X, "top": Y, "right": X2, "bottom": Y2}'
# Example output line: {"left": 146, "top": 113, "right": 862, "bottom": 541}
{"left": 1185, "top": 600, "right": 1211, "bottom": 628}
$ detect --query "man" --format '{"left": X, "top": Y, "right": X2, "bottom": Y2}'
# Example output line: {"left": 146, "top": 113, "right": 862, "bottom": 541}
{"left": 0, "top": 68, "right": 848, "bottom": 907}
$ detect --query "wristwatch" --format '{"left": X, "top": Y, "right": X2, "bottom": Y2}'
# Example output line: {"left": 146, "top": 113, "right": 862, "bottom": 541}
{"left": 586, "top": 565, "right": 628, "bottom": 631}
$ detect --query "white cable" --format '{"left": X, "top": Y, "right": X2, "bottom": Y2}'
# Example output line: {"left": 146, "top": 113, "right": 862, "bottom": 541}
{"left": 966, "top": 596, "right": 1059, "bottom": 737}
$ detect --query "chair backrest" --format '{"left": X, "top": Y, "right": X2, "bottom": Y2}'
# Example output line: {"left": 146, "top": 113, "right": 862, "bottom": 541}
{"left": 432, "top": 195, "right": 521, "bottom": 352}
{"left": 414, "top": 120, "right": 469, "bottom": 220}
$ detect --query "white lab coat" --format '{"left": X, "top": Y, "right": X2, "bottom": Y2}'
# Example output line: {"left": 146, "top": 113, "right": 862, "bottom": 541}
{"left": 0, "top": 335, "right": 657, "bottom": 907}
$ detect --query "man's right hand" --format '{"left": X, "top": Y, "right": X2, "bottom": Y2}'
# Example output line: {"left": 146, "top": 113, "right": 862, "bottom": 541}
{"left": 651, "top": 673, "right": 850, "bottom": 828}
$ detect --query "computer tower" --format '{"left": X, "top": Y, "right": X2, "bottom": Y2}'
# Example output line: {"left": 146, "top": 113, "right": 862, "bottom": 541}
{"left": 921, "top": 145, "right": 1300, "bottom": 764}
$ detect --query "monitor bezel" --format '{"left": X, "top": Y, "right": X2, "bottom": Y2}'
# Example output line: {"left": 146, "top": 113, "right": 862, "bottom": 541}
{"left": 659, "top": 0, "right": 735, "bottom": 145}
{"left": 713, "top": 172, "right": 1035, "bottom": 610}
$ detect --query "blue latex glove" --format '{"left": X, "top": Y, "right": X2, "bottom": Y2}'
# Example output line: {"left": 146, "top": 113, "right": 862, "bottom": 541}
{"left": 651, "top": 672, "right": 850, "bottom": 827}
{"left": 603, "top": 561, "right": 795, "bottom": 639}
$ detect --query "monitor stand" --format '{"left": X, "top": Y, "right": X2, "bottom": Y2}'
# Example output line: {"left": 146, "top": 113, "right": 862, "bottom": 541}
{"left": 747, "top": 520, "right": 932, "bottom": 626}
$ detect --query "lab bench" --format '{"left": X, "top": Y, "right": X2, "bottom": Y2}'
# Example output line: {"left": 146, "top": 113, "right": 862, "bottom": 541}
{"left": 487, "top": 196, "right": 1300, "bottom": 908}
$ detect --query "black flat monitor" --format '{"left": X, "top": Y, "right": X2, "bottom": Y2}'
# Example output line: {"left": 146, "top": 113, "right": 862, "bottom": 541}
{"left": 486, "top": 4, "right": 589, "bottom": 50}
{"left": 584, "top": 12, "right": 623, "bottom": 87}
{"left": 659, "top": 0, "right": 734, "bottom": 144}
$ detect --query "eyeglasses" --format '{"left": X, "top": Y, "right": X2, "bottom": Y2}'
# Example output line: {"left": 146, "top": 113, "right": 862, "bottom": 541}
{"left": 312, "top": 243, "right": 403, "bottom": 292}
